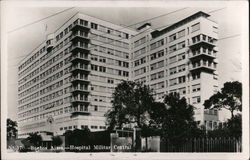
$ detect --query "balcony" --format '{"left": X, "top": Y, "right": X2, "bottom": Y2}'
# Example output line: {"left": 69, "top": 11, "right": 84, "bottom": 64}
{"left": 189, "top": 48, "right": 216, "bottom": 60}
{"left": 71, "top": 64, "right": 90, "bottom": 74}
{"left": 70, "top": 42, "right": 90, "bottom": 53}
{"left": 71, "top": 22, "right": 90, "bottom": 32}
{"left": 70, "top": 106, "right": 90, "bottom": 117}
{"left": 71, "top": 97, "right": 90, "bottom": 105}
{"left": 71, "top": 31, "right": 90, "bottom": 43}
{"left": 189, "top": 35, "right": 216, "bottom": 49}
{"left": 189, "top": 60, "right": 216, "bottom": 73}
{"left": 71, "top": 76, "right": 90, "bottom": 84}
{"left": 71, "top": 86, "right": 89, "bottom": 94}
{"left": 71, "top": 54, "right": 90, "bottom": 64}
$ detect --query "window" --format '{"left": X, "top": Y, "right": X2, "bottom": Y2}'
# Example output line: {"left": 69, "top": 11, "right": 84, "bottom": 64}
{"left": 192, "top": 96, "right": 201, "bottom": 104}
{"left": 91, "top": 23, "right": 98, "bottom": 29}
{"left": 151, "top": 73, "right": 157, "bottom": 80}
{"left": 178, "top": 30, "right": 185, "bottom": 38}
{"left": 169, "top": 67, "right": 177, "bottom": 75}
{"left": 179, "top": 87, "right": 186, "bottom": 95}
{"left": 178, "top": 64, "right": 186, "bottom": 72}
{"left": 91, "top": 126, "right": 98, "bottom": 129}
{"left": 94, "top": 105, "right": 98, "bottom": 111}
{"left": 158, "top": 71, "right": 164, "bottom": 79}
{"left": 192, "top": 23, "right": 200, "bottom": 32}
{"left": 169, "top": 45, "right": 177, "bottom": 53}
{"left": 169, "top": 34, "right": 176, "bottom": 42}
{"left": 170, "top": 78, "right": 177, "bottom": 86}
{"left": 178, "top": 41, "right": 185, "bottom": 49}
{"left": 192, "top": 84, "right": 201, "bottom": 92}
{"left": 169, "top": 56, "right": 177, "bottom": 64}
{"left": 178, "top": 53, "right": 186, "bottom": 61}
{"left": 178, "top": 76, "right": 186, "bottom": 84}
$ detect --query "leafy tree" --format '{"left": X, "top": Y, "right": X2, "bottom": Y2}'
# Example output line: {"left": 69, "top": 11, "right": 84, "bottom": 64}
{"left": 204, "top": 81, "right": 242, "bottom": 118}
{"left": 226, "top": 113, "right": 242, "bottom": 137}
{"left": 52, "top": 136, "right": 63, "bottom": 147}
{"left": 106, "top": 80, "right": 155, "bottom": 130}
{"left": 26, "top": 132, "right": 42, "bottom": 147}
{"left": 7, "top": 118, "right": 18, "bottom": 140}
{"left": 161, "top": 93, "right": 201, "bottom": 148}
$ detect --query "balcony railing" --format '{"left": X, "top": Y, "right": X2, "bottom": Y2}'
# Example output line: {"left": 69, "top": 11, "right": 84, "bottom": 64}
{"left": 71, "top": 86, "right": 89, "bottom": 94}
{"left": 71, "top": 22, "right": 90, "bottom": 31}
{"left": 189, "top": 48, "right": 216, "bottom": 60}
{"left": 71, "top": 97, "right": 89, "bottom": 103}
{"left": 71, "top": 54, "right": 90, "bottom": 63}
{"left": 189, "top": 35, "right": 216, "bottom": 49}
{"left": 71, "top": 31, "right": 89, "bottom": 42}
{"left": 70, "top": 43, "right": 89, "bottom": 52}
{"left": 190, "top": 61, "right": 216, "bottom": 72}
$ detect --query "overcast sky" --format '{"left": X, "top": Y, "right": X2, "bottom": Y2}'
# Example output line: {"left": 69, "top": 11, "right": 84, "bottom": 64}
{"left": 3, "top": 1, "right": 248, "bottom": 121}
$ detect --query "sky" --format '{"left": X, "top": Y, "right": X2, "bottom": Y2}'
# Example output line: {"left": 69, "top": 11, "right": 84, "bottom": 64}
{"left": 2, "top": 1, "right": 247, "bottom": 121}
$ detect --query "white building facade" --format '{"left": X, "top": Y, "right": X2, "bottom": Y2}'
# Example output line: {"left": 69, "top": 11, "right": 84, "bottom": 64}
{"left": 17, "top": 11, "right": 219, "bottom": 138}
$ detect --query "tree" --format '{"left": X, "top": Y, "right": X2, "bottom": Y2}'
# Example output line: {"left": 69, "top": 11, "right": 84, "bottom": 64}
{"left": 204, "top": 81, "right": 242, "bottom": 118}
{"left": 161, "top": 93, "right": 201, "bottom": 149}
{"left": 106, "top": 80, "right": 155, "bottom": 130}
{"left": 26, "top": 132, "right": 42, "bottom": 147}
{"left": 52, "top": 136, "right": 63, "bottom": 147}
{"left": 7, "top": 118, "right": 18, "bottom": 140}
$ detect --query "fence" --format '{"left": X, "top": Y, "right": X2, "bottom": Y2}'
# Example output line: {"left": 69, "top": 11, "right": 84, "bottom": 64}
{"left": 160, "top": 137, "right": 241, "bottom": 152}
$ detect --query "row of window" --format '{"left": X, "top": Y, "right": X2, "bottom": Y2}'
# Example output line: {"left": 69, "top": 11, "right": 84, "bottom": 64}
{"left": 134, "top": 47, "right": 146, "bottom": 58}
{"left": 91, "top": 95, "right": 111, "bottom": 103}
{"left": 134, "top": 57, "right": 146, "bottom": 67}
{"left": 169, "top": 41, "right": 186, "bottom": 53}
{"left": 91, "top": 54, "right": 129, "bottom": 68}
{"left": 18, "top": 60, "right": 39, "bottom": 78}
{"left": 150, "top": 60, "right": 164, "bottom": 70}
{"left": 88, "top": 19, "right": 129, "bottom": 39}
{"left": 18, "top": 47, "right": 45, "bottom": 72}
{"left": 151, "top": 81, "right": 165, "bottom": 90}
{"left": 19, "top": 108, "right": 64, "bottom": 123}
{"left": 40, "top": 99, "right": 64, "bottom": 112}
{"left": 18, "top": 84, "right": 39, "bottom": 99}
{"left": 91, "top": 44, "right": 129, "bottom": 59}
{"left": 150, "top": 49, "right": 164, "bottom": 61}
{"left": 150, "top": 39, "right": 164, "bottom": 51}
{"left": 91, "top": 64, "right": 129, "bottom": 77}
{"left": 18, "top": 99, "right": 39, "bottom": 112}
{"left": 133, "top": 49, "right": 186, "bottom": 70}
{"left": 40, "top": 80, "right": 63, "bottom": 95}
{"left": 91, "top": 33, "right": 129, "bottom": 49}
{"left": 40, "top": 61, "right": 64, "bottom": 79}
{"left": 40, "top": 89, "right": 63, "bottom": 103}
{"left": 18, "top": 92, "right": 39, "bottom": 105}
{"left": 169, "top": 64, "right": 186, "bottom": 75}
{"left": 169, "top": 76, "right": 186, "bottom": 86}
{"left": 89, "top": 74, "right": 122, "bottom": 85}
{"left": 19, "top": 68, "right": 39, "bottom": 86}
{"left": 91, "top": 85, "right": 114, "bottom": 93}
{"left": 40, "top": 71, "right": 64, "bottom": 87}
{"left": 134, "top": 67, "right": 146, "bottom": 76}
{"left": 40, "top": 52, "right": 64, "bottom": 71}
{"left": 150, "top": 71, "right": 164, "bottom": 81}
{"left": 134, "top": 36, "right": 146, "bottom": 48}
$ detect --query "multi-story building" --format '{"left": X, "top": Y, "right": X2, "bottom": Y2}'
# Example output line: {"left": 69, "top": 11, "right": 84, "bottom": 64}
{"left": 130, "top": 11, "right": 219, "bottom": 129}
{"left": 17, "top": 11, "right": 219, "bottom": 138}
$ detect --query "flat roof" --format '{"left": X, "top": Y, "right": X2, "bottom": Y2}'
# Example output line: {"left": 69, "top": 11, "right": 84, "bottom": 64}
{"left": 151, "top": 11, "right": 210, "bottom": 38}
